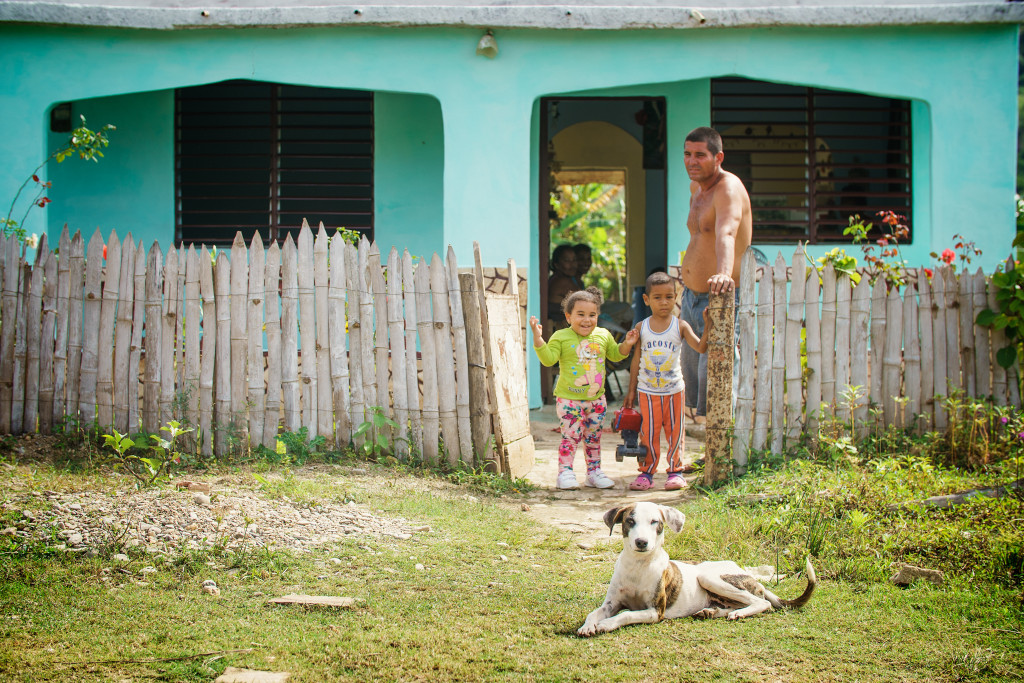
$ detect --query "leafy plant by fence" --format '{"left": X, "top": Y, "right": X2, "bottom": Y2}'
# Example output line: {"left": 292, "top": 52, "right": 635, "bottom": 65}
{"left": 0, "top": 221, "right": 524, "bottom": 467}
{"left": 723, "top": 247, "right": 1022, "bottom": 468}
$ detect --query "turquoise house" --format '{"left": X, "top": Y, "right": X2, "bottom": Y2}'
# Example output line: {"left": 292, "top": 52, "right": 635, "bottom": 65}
{"left": 1, "top": 0, "right": 1021, "bottom": 408}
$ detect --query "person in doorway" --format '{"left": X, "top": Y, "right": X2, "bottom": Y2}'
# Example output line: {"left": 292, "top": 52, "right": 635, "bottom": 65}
{"left": 623, "top": 271, "right": 713, "bottom": 490}
{"left": 679, "top": 126, "right": 752, "bottom": 427}
{"left": 530, "top": 287, "right": 639, "bottom": 490}
{"left": 572, "top": 243, "right": 593, "bottom": 289}
{"left": 547, "top": 244, "right": 579, "bottom": 329}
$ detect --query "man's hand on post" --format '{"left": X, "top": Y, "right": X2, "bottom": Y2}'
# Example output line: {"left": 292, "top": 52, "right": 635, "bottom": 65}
{"left": 707, "top": 273, "right": 735, "bottom": 295}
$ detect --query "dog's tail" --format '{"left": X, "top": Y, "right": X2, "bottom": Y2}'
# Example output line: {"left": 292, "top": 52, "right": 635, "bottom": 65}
{"left": 776, "top": 556, "right": 817, "bottom": 609}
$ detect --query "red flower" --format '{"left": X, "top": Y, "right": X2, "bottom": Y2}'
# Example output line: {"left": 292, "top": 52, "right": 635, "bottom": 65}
{"left": 103, "top": 245, "right": 107, "bottom": 260}
{"left": 877, "top": 238, "right": 889, "bottom": 247}
{"left": 924, "top": 268, "right": 933, "bottom": 278}
{"left": 941, "top": 248, "right": 955, "bottom": 264}
{"left": 35, "top": 197, "right": 51, "bottom": 208}
{"left": 31, "top": 174, "right": 39, "bottom": 183}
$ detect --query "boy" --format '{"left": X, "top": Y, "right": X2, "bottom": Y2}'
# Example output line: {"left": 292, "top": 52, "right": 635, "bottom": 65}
{"left": 623, "top": 272, "right": 712, "bottom": 490}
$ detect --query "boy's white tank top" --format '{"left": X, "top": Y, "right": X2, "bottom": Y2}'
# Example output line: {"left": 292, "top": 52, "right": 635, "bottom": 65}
{"left": 637, "top": 318, "right": 684, "bottom": 395}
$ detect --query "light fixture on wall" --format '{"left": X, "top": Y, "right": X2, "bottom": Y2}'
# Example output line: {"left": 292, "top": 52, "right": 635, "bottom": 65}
{"left": 476, "top": 30, "right": 498, "bottom": 58}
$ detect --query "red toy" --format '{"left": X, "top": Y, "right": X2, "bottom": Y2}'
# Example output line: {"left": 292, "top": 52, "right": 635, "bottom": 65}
{"left": 612, "top": 407, "right": 647, "bottom": 462}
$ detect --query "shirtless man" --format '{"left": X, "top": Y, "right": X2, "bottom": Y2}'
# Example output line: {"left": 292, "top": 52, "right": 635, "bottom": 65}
{"left": 679, "top": 127, "right": 752, "bottom": 423}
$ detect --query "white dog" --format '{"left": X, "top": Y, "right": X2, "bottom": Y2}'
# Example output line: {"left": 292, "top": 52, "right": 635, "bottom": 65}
{"left": 578, "top": 502, "right": 817, "bottom": 636}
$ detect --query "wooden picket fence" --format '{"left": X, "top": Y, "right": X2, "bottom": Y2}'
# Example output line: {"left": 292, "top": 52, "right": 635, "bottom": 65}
{"left": 0, "top": 221, "right": 529, "bottom": 469}
{"left": 728, "top": 246, "right": 1023, "bottom": 467}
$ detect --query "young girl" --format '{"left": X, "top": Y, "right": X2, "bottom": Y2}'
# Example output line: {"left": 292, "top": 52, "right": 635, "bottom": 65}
{"left": 623, "top": 271, "right": 712, "bottom": 491}
{"left": 530, "top": 287, "right": 639, "bottom": 490}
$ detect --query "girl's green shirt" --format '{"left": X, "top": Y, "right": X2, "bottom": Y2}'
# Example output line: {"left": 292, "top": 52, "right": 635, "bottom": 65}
{"left": 533, "top": 327, "right": 626, "bottom": 401}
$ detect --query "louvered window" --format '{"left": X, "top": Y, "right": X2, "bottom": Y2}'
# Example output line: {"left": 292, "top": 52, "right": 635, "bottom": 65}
{"left": 711, "top": 78, "right": 911, "bottom": 244}
{"left": 176, "top": 80, "right": 373, "bottom": 246}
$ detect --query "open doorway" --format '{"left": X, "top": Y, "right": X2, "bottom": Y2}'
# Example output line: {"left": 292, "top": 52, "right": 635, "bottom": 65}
{"left": 538, "top": 96, "right": 667, "bottom": 403}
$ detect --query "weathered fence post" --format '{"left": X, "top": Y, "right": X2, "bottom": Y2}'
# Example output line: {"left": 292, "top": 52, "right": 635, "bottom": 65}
{"left": 733, "top": 250, "right": 756, "bottom": 473}
{"left": 459, "top": 271, "right": 493, "bottom": 464}
{"left": 703, "top": 290, "right": 735, "bottom": 485}
{"left": 751, "top": 260, "right": 772, "bottom": 453}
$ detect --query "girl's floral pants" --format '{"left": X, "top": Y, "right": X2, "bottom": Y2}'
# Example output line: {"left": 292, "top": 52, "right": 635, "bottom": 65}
{"left": 555, "top": 396, "right": 607, "bottom": 474}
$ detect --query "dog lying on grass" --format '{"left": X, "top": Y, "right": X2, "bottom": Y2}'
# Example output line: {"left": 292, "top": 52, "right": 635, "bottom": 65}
{"left": 578, "top": 502, "right": 817, "bottom": 636}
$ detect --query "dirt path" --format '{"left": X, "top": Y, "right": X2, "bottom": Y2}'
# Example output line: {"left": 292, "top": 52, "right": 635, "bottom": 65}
{"left": 517, "top": 402, "right": 704, "bottom": 546}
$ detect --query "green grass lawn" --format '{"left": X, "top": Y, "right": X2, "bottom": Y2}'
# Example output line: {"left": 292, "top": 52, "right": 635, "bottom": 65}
{"left": 1, "top": 457, "right": 1022, "bottom": 682}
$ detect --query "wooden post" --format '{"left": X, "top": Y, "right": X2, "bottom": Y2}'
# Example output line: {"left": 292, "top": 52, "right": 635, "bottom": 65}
{"left": 78, "top": 228, "right": 105, "bottom": 427}
{"left": 804, "top": 259, "right": 821, "bottom": 437}
{"left": 989, "top": 273, "right": 1008, "bottom": 406}
{"left": 314, "top": 225, "right": 332, "bottom": 442}
{"left": 65, "top": 232, "right": 85, "bottom": 421}
{"left": 159, "top": 245, "right": 179, "bottom": 427}
{"left": 357, "top": 237, "right": 376, "bottom": 414}
{"left": 882, "top": 286, "right": 903, "bottom": 428}
{"left": 869, "top": 281, "right": 887, "bottom": 428}
{"left": 143, "top": 243, "right": 163, "bottom": 435}
{"left": 386, "top": 248, "right": 409, "bottom": 459}
{"left": 958, "top": 269, "right": 975, "bottom": 397}
{"left": 24, "top": 248, "right": 45, "bottom": 433}
{"left": 447, "top": 247, "right": 474, "bottom": 464}
{"left": 917, "top": 275, "right": 935, "bottom": 429}
{"left": 931, "top": 268, "right": 949, "bottom": 429}
{"left": 327, "top": 236, "right": 350, "bottom": 446}
{"left": 972, "top": 269, "right": 990, "bottom": 399}
{"left": 96, "top": 230, "right": 120, "bottom": 429}
{"left": 52, "top": 227, "right": 71, "bottom": 426}
{"left": 733, "top": 250, "right": 756, "bottom": 473}
{"left": 39, "top": 247, "right": 58, "bottom": 434}
{"left": 214, "top": 252, "right": 232, "bottom": 453}
{"left": 263, "top": 241, "right": 283, "bottom": 449}
{"left": 344, "top": 241, "right": 364, "bottom": 433}
{"left": 820, "top": 263, "right": 837, "bottom": 412}
{"left": 752, "top": 262, "right": 772, "bottom": 453}
{"left": 944, "top": 267, "right": 961, "bottom": 393}
{"left": 128, "top": 243, "right": 146, "bottom": 435}
{"left": 459, "top": 271, "right": 493, "bottom": 465}
{"left": 280, "top": 235, "right": 301, "bottom": 433}
{"left": 770, "top": 253, "right": 787, "bottom": 454}
{"left": 370, "top": 242, "right": 391, "bottom": 442}
{"left": 247, "top": 234, "right": 266, "bottom": 446}
{"left": 183, "top": 246, "right": 201, "bottom": 442}
{"left": 785, "top": 246, "right": 804, "bottom": 443}
{"left": 431, "top": 253, "right": 460, "bottom": 466}
{"left": 198, "top": 247, "right": 215, "bottom": 456}
{"left": 415, "top": 259, "right": 440, "bottom": 465}
{"left": 703, "top": 290, "right": 735, "bottom": 485}
{"left": 12, "top": 261, "right": 28, "bottom": 433}
{"left": 904, "top": 283, "right": 921, "bottom": 431}
{"left": 835, "top": 273, "right": 852, "bottom": 423}
{"left": 229, "top": 232, "right": 248, "bottom": 435}
{"left": 112, "top": 236, "right": 135, "bottom": 434}
{"left": 402, "top": 250, "right": 423, "bottom": 458}
{"left": 850, "top": 278, "right": 871, "bottom": 439}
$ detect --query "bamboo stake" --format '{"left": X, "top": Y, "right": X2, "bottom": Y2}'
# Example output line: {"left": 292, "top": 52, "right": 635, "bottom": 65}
{"left": 472, "top": 242, "right": 503, "bottom": 472}
{"left": 65, "top": 231, "right": 84, "bottom": 421}
{"left": 972, "top": 269, "right": 990, "bottom": 399}
{"left": 314, "top": 225, "right": 332, "bottom": 443}
{"left": 917, "top": 275, "right": 935, "bottom": 429}
{"left": 247, "top": 234, "right": 265, "bottom": 446}
{"left": 820, "top": 263, "right": 837, "bottom": 411}
{"left": 96, "top": 230, "right": 120, "bottom": 429}
{"left": 835, "top": 273, "right": 852, "bottom": 424}
{"left": 770, "top": 253, "right": 787, "bottom": 454}
{"left": 113, "top": 236, "right": 135, "bottom": 434}
{"left": 344, "top": 242, "right": 364, "bottom": 434}
{"left": 1003, "top": 258, "right": 1021, "bottom": 408}
{"left": 415, "top": 259, "right": 440, "bottom": 465}
{"left": 183, "top": 246, "right": 200, "bottom": 441}
{"left": 370, "top": 242, "right": 391, "bottom": 442}
{"left": 77, "top": 229, "right": 105, "bottom": 427}
{"left": 459, "top": 271, "right": 492, "bottom": 464}
{"left": 904, "top": 283, "right": 921, "bottom": 431}
{"left": 446, "top": 247, "right": 474, "bottom": 464}
{"left": 931, "top": 268, "right": 949, "bottom": 430}
{"left": 159, "top": 246, "right": 179, "bottom": 427}
{"left": 431, "top": 252, "right": 460, "bottom": 466}
{"left": 785, "top": 246, "right": 804, "bottom": 443}
{"left": 229, "top": 232, "right": 248, "bottom": 434}
{"left": 733, "top": 250, "right": 756, "bottom": 471}
{"left": 327, "top": 236, "right": 350, "bottom": 446}
{"left": 263, "top": 241, "right": 282, "bottom": 449}
{"left": 402, "top": 250, "right": 422, "bottom": 458}
{"left": 214, "top": 252, "right": 232, "bottom": 453}
{"left": 24, "top": 247, "right": 45, "bottom": 434}
{"left": 357, "top": 236, "right": 376, "bottom": 414}
{"left": 803, "top": 257, "right": 821, "bottom": 436}
{"left": 128, "top": 243, "right": 145, "bottom": 435}
{"left": 280, "top": 235, "right": 300, "bottom": 433}
{"left": 199, "top": 247, "right": 215, "bottom": 456}
{"left": 39, "top": 246, "right": 57, "bottom": 434}
{"left": 882, "top": 286, "right": 903, "bottom": 428}
{"left": 850, "top": 278, "right": 871, "bottom": 439}
{"left": 958, "top": 268, "right": 975, "bottom": 397}
{"left": 143, "top": 243, "right": 163, "bottom": 434}
{"left": 752, "top": 263, "right": 772, "bottom": 452}
{"left": 176, "top": 245, "right": 186, "bottom": 391}
{"left": 386, "top": 247, "right": 409, "bottom": 459}
{"left": 52, "top": 227, "right": 71, "bottom": 426}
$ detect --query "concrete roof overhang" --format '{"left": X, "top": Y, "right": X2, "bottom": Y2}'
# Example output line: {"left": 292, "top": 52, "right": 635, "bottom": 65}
{"left": 1, "top": 0, "right": 1023, "bottom": 31}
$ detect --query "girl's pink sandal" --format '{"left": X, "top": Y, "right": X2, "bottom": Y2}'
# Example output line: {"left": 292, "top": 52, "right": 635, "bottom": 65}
{"left": 629, "top": 474, "right": 654, "bottom": 491}
{"left": 664, "top": 474, "right": 687, "bottom": 491}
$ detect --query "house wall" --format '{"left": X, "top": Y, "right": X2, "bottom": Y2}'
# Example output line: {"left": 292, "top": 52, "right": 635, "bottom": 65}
{"left": 0, "top": 23, "right": 1018, "bottom": 409}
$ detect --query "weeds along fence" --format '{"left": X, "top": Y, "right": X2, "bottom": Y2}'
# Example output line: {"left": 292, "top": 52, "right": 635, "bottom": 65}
{"left": 0, "top": 221, "right": 520, "bottom": 467}
{"left": 729, "top": 247, "right": 1022, "bottom": 466}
